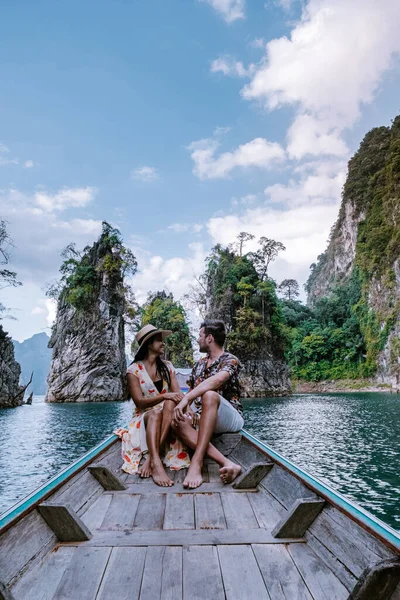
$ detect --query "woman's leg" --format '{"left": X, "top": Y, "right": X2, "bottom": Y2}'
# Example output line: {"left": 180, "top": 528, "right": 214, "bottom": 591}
{"left": 159, "top": 399, "right": 176, "bottom": 449}
{"left": 143, "top": 409, "right": 174, "bottom": 487}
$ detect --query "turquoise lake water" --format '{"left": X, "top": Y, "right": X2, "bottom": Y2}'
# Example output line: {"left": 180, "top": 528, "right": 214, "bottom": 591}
{"left": 0, "top": 393, "right": 399, "bottom": 529}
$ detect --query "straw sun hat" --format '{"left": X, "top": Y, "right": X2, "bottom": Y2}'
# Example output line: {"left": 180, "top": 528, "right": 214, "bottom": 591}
{"left": 134, "top": 324, "right": 172, "bottom": 359}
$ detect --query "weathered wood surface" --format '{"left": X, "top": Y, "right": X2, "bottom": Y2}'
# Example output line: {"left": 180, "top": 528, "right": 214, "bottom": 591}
{"left": 0, "top": 510, "right": 57, "bottom": 585}
{"left": 183, "top": 546, "right": 225, "bottom": 600}
{"left": 272, "top": 498, "right": 325, "bottom": 538}
{"left": 52, "top": 547, "right": 110, "bottom": 600}
{"left": 80, "top": 494, "right": 112, "bottom": 531}
{"left": 230, "top": 438, "right": 264, "bottom": 468}
{"left": 390, "top": 583, "right": 400, "bottom": 599}
{"left": 161, "top": 547, "right": 183, "bottom": 600}
{"left": 100, "top": 494, "right": 139, "bottom": 530}
{"left": 261, "top": 465, "right": 318, "bottom": 509}
{"left": 113, "top": 482, "right": 256, "bottom": 494}
{"left": 212, "top": 433, "right": 242, "bottom": 457}
{"left": 194, "top": 493, "right": 226, "bottom": 530}
{"left": 11, "top": 547, "right": 75, "bottom": 600}
{"left": 96, "top": 547, "right": 146, "bottom": 600}
{"left": 288, "top": 542, "right": 348, "bottom": 600}
{"left": 221, "top": 492, "right": 259, "bottom": 529}
{"left": 133, "top": 493, "right": 166, "bottom": 530}
{"left": 253, "top": 543, "right": 313, "bottom": 600}
{"left": 0, "top": 582, "right": 15, "bottom": 600}
{"left": 233, "top": 462, "right": 273, "bottom": 490}
{"left": 87, "top": 464, "right": 126, "bottom": 490}
{"left": 164, "top": 494, "right": 195, "bottom": 530}
{"left": 139, "top": 546, "right": 165, "bottom": 600}
{"left": 248, "top": 487, "right": 287, "bottom": 529}
{"left": 218, "top": 545, "right": 269, "bottom": 599}
{"left": 37, "top": 504, "right": 92, "bottom": 542}
{"left": 65, "top": 528, "right": 305, "bottom": 546}
{"left": 347, "top": 558, "right": 400, "bottom": 600}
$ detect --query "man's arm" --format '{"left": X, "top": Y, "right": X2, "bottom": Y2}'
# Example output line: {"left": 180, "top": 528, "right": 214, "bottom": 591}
{"left": 173, "top": 371, "right": 229, "bottom": 422}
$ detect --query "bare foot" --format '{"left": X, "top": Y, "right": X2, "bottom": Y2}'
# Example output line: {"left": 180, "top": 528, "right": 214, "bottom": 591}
{"left": 183, "top": 462, "right": 203, "bottom": 489}
{"left": 219, "top": 461, "right": 242, "bottom": 484}
{"left": 138, "top": 455, "right": 152, "bottom": 478}
{"left": 151, "top": 461, "right": 174, "bottom": 487}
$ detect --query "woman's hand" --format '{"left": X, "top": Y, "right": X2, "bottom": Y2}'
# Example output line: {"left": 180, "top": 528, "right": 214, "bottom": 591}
{"left": 173, "top": 398, "right": 189, "bottom": 424}
{"left": 163, "top": 392, "right": 184, "bottom": 404}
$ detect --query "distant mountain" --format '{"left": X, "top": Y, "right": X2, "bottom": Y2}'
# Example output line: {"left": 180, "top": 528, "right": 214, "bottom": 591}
{"left": 13, "top": 333, "right": 52, "bottom": 395}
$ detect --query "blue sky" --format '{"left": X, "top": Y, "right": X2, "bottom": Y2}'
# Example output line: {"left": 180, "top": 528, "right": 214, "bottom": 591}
{"left": 1, "top": 0, "right": 400, "bottom": 341}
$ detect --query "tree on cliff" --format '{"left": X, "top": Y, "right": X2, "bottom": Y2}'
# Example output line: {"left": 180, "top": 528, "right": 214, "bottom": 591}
{"left": 278, "top": 279, "right": 300, "bottom": 301}
{"left": 249, "top": 237, "right": 286, "bottom": 281}
{"left": 0, "top": 219, "right": 22, "bottom": 319}
{"left": 137, "top": 291, "right": 194, "bottom": 367}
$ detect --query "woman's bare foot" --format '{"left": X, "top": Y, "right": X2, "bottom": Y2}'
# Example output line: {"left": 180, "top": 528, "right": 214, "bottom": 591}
{"left": 219, "top": 461, "right": 242, "bottom": 484}
{"left": 139, "top": 455, "right": 152, "bottom": 478}
{"left": 151, "top": 460, "right": 174, "bottom": 487}
{"left": 183, "top": 462, "right": 203, "bottom": 489}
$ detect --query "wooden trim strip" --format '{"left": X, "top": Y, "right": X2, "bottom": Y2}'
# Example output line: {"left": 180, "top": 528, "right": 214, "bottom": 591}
{"left": 241, "top": 430, "right": 400, "bottom": 554}
{"left": 104, "top": 483, "right": 258, "bottom": 495}
{"left": 0, "top": 435, "right": 119, "bottom": 535}
{"left": 62, "top": 529, "right": 306, "bottom": 547}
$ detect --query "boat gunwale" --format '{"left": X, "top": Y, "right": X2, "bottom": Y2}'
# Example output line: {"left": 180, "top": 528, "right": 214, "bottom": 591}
{"left": 0, "top": 434, "right": 118, "bottom": 536}
{"left": 242, "top": 430, "right": 400, "bottom": 554}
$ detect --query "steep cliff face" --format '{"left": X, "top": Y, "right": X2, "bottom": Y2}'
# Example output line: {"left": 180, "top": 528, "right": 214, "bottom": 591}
{"left": 306, "top": 118, "right": 400, "bottom": 389}
{"left": 240, "top": 355, "right": 290, "bottom": 398}
{"left": 0, "top": 325, "right": 24, "bottom": 407}
{"left": 46, "top": 228, "right": 130, "bottom": 403}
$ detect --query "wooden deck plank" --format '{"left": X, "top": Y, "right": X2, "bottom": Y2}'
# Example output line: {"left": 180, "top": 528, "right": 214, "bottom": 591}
{"left": 288, "top": 543, "right": 349, "bottom": 600}
{"left": 139, "top": 546, "right": 165, "bottom": 600}
{"left": 80, "top": 495, "right": 113, "bottom": 531}
{"left": 305, "top": 531, "right": 357, "bottom": 592}
{"left": 164, "top": 494, "right": 195, "bottom": 530}
{"left": 11, "top": 547, "right": 75, "bottom": 600}
{"left": 124, "top": 473, "right": 141, "bottom": 484}
{"left": 252, "top": 544, "right": 313, "bottom": 600}
{"left": 221, "top": 492, "right": 259, "bottom": 529}
{"left": 195, "top": 493, "right": 226, "bottom": 530}
{"left": 248, "top": 488, "right": 287, "bottom": 530}
{"left": 96, "top": 547, "right": 146, "bottom": 600}
{"left": 261, "top": 466, "right": 317, "bottom": 510}
{"left": 183, "top": 546, "right": 224, "bottom": 600}
{"left": 70, "top": 529, "right": 305, "bottom": 546}
{"left": 52, "top": 469, "right": 103, "bottom": 516}
{"left": 53, "top": 547, "right": 111, "bottom": 600}
{"left": 0, "top": 510, "right": 56, "bottom": 585}
{"left": 109, "top": 482, "right": 246, "bottom": 494}
{"left": 161, "top": 547, "right": 183, "bottom": 600}
{"left": 175, "top": 469, "right": 188, "bottom": 484}
{"left": 218, "top": 545, "right": 269, "bottom": 599}
{"left": 230, "top": 439, "right": 264, "bottom": 468}
{"left": 133, "top": 494, "right": 166, "bottom": 530}
{"left": 100, "top": 494, "right": 140, "bottom": 530}
{"left": 207, "top": 462, "right": 222, "bottom": 483}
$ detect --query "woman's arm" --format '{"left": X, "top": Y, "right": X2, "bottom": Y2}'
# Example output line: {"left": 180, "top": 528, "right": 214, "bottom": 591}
{"left": 173, "top": 371, "right": 230, "bottom": 422}
{"left": 128, "top": 374, "right": 174, "bottom": 410}
{"left": 169, "top": 369, "right": 184, "bottom": 397}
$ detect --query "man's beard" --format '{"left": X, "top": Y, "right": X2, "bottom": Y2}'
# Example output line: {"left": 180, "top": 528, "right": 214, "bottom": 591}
{"left": 199, "top": 343, "right": 208, "bottom": 353}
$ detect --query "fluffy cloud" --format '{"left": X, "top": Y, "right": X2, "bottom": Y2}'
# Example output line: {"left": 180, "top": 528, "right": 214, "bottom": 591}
{"left": 0, "top": 142, "right": 35, "bottom": 168}
{"left": 188, "top": 135, "right": 285, "bottom": 179}
{"left": 23, "top": 160, "right": 36, "bottom": 169}
{"left": 131, "top": 166, "right": 159, "bottom": 182}
{"left": 168, "top": 223, "right": 204, "bottom": 233}
{"left": 211, "top": 56, "right": 254, "bottom": 78}
{"left": 287, "top": 114, "right": 349, "bottom": 159}
{"left": 200, "top": 0, "right": 245, "bottom": 23}
{"left": 35, "top": 187, "right": 97, "bottom": 212}
{"left": 243, "top": 0, "right": 400, "bottom": 132}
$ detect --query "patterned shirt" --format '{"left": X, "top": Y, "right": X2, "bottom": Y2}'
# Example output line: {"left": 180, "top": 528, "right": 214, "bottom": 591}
{"left": 188, "top": 352, "right": 243, "bottom": 417}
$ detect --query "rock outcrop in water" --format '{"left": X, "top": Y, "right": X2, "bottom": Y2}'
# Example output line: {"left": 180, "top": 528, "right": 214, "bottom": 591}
{"left": 306, "top": 117, "right": 400, "bottom": 390}
{"left": 46, "top": 223, "right": 136, "bottom": 403}
{"left": 0, "top": 324, "right": 24, "bottom": 407}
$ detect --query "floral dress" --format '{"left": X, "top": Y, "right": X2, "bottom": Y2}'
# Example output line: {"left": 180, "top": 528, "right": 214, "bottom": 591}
{"left": 114, "top": 360, "right": 191, "bottom": 474}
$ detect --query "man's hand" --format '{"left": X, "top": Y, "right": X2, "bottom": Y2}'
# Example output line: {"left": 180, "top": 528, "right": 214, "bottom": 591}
{"left": 163, "top": 392, "right": 184, "bottom": 404}
{"left": 172, "top": 397, "right": 189, "bottom": 425}
{"left": 186, "top": 406, "right": 200, "bottom": 429}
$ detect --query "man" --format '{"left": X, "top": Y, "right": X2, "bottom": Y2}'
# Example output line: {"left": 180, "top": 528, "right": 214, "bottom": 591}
{"left": 172, "top": 319, "right": 244, "bottom": 489}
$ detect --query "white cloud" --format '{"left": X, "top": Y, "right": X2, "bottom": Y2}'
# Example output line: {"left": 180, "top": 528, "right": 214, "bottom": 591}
{"left": 274, "top": 0, "right": 294, "bottom": 12}
{"left": 131, "top": 166, "right": 159, "bottom": 182}
{"left": 34, "top": 186, "right": 97, "bottom": 212}
{"left": 211, "top": 56, "right": 254, "bottom": 78}
{"left": 287, "top": 114, "right": 349, "bottom": 159}
{"left": 188, "top": 135, "right": 285, "bottom": 179}
{"left": 0, "top": 142, "right": 19, "bottom": 166}
{"left": 243, "top": 0, "right": 400, "bottom": 134}
{"left": 200, "top": 0, "right": 245, "bottom": 23}
{"left": 23, "top": 160, "right": 36, "bottom": 169}
{"left": 168, "top": 223, "right": 204, "bottom": 233}
{"left": 231, "top": 193, "right": 258, "bottom": 207}
{"left": 251, "top": 38, "right": 265, "bottom": 49}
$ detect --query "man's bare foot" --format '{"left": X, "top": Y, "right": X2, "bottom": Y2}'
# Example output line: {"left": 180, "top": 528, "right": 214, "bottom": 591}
{"left": 139, "top": 455, "right": 152, "bottom": 478}
{"left": 183, "top": 462, "right": 203, "bottom": 489}
{"left": 151, "top": 461, "right": 174, "bottom": 487}
{"left": 219, "top": 461, "right": 242, "bottom": 484}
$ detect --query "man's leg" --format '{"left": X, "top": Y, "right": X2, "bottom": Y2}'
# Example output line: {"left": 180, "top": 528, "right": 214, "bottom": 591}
{"left": 143, "top": 409, "right": 174, "bottom": 487}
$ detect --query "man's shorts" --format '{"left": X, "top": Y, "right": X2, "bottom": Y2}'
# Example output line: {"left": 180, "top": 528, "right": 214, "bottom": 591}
{"left": 192, "top": 395, "right": 244, "bottom": 434}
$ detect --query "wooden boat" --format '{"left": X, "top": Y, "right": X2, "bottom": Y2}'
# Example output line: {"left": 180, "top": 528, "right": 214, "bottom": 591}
{"left": 0, "top": 430, "right": 399, "bottom": 599}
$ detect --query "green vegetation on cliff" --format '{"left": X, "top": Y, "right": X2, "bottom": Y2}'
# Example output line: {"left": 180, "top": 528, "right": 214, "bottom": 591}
{"left": 138, "top": 291, "right": 194, "bottom": 367}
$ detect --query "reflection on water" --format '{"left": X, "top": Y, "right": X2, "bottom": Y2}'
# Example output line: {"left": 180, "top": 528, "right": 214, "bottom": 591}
{"left": 0, "top": 393, "right": 399, "bottom": 529}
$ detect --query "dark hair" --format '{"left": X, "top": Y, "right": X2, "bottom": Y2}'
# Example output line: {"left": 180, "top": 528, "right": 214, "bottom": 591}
{"left": 201, "top": 319, "right": 226, "bottom": 347}
{"left": 134, "top": 337, "right": 171, "bottom": 387}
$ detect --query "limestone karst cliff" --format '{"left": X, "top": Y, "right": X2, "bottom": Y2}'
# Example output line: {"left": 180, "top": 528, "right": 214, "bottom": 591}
{"left": 306, "top": 117, "right": 400, "bottom": 389}
{"left": 46, "top": 223, "right": 136, "bottom": 403}
{"left": 0, "top": 324, "right": 24, "bottom": 407}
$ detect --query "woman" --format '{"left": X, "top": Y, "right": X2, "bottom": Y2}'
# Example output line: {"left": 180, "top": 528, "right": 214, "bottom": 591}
{"left": 115, "top": 324, "right": 190, "bottom": 487}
